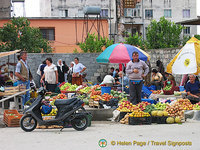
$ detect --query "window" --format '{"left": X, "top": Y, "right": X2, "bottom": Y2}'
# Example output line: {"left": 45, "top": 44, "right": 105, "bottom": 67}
{"left": 100, "top": 9, "right": 108, "bottom": 17}
{"left": 145, "top": 9, "right": 153, "bottom": 19}
{"left": 124, "top": 5, "right": 141, "bottom": 17}
{"left": 183, "top": 9, "right": 190, "bottom": 18}
{"left": 164, "top": 9, "right": 171, "bottom": 18}
{"left": 40, "top": 28, "right": 55, "bottom": 41}
{"left": 183, "top": 27, "right": 190, "bottom": 34}
{"left": 65, "top": 10, "right": 68, "bottom": 17}
{"left": 164, "top": 0, "right": 171, "bottom": 8}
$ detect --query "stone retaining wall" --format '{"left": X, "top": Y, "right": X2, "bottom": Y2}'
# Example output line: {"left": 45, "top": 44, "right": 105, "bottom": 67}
{"left": 0, "top": 48, "right": 185, "bottom": 87}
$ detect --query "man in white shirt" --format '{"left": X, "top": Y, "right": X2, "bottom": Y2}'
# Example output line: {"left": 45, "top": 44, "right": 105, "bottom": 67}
{"left": 72, "top": 57, "right": 86, "bottom": 85}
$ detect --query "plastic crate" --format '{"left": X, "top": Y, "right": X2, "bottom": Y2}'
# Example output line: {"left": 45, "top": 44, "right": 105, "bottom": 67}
{"left": 151, "top": 116, "right": 157, "bottom": 123}
{"left": 156, "top": 116, "right": 168, "bottom": 124}
{"left": 179, "top": 86, "right": 185, "bottom": 92}
{"left": 129, "top": 117, "right": 152, "bottom": 125}
{"left": 141, "top": 98, "right": 157, "bottom": 104}
{"left": 101, "top": 86, "right": 111, "bottom": 95}
{"left": 142, "top": 85, "right": 152, "bottom": 98}
{"left": 149, "top": 85, "right": 157, "bottom": 90}
{"left": 3, "top": 110, "right": 22, "bottom": 127}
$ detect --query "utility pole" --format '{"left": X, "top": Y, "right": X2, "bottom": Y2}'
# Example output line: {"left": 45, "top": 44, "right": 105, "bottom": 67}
{"left": 109, "top": 0, "right": 112, "bottom": 40}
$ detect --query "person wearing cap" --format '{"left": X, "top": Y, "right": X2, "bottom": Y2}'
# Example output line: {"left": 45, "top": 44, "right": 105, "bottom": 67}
{"left": 126, "top": 51, "right": 149, "bottom": 104}
{"left": 186, "top": 74, "right": 200, "bottom": 104}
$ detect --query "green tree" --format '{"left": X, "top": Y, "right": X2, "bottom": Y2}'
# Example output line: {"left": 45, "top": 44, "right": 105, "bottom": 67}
{"left": 194, "top": 34, "right": 200, "bottom": 40}
{"left": 79, "top": 33, "right": 113, "bottom": 53}
{"left": 0, "top": 17, "right": 52, "bottom": 53}
{"left": 125, "top": 32, "right": 146, "bottom": 50}
{"left": 146, "top": 17, "right": 183, "bottom": 49}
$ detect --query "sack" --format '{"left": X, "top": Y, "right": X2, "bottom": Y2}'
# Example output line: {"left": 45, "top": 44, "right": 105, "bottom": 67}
{"left": 41, "top": 104, "right": 52, "bottom": 114}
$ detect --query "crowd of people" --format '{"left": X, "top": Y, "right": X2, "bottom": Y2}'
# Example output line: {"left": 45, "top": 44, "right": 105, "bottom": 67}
{"left": 0, "top": 51, "right": 200, "bottom": 106}
{"left": 100, "top": 52, "right": 200, "bottom": 104}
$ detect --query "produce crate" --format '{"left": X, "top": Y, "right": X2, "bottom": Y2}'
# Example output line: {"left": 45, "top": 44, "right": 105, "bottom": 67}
{"left": 141, "top": 98, "right": 157, "bottom": 104}
{"left": 88, "top": 99, "right": 100, "bottom": 108}
{"left": 129, "top": 117, "right": 152, "bottom": 125}
{"left": 151, "top": 116, "right": 157, "bottom": 123}
{"left": 3, "top": 110, "right": 23, "bottom": 127}
{"left": 156, "top": 116, "right": 168, "bottom": 124}
{"left": 142, "top": 85, "right": 152, "bottom": 98}
{"left": 119, "top": 112, "right": 127, "bottom": 121}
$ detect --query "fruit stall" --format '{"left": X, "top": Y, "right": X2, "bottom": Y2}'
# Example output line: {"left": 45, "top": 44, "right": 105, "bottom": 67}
{"left": 117, "top": 98, "right": 200, "bottom": 125}
{"left": 33, "top": 82, "right": 200, "bottom": 126}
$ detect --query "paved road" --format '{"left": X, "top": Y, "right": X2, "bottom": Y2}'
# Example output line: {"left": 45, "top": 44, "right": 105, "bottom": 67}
{"left": 0, "top": 120, "right": 199, "bottom": 150}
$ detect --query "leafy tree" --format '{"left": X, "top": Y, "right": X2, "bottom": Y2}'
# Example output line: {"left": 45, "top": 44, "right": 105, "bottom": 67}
{"left": 194, "top": 34, "right": 200, "bottom": 40}
{"left": 146, "top": 17, "right": 183, "bottom": 49}
{"left": 79, "top": 33, "right": 113, "bottom": 53}
{"left": 125, "top": 32, "right": 146, "bottom": 50}
{"left": 0, "top": 17, "right": 52, "bottom": 53}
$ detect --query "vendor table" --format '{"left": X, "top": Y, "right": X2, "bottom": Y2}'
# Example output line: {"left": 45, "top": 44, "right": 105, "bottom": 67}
{"left": 0, "top": 89, "right": 30, "bottom": 111}
{"left": 149, "top": 94, "right": 182, "bottom": 100}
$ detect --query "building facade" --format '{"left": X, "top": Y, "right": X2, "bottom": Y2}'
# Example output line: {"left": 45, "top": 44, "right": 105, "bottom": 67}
{"left": 0, "top": 18, "right": 108, "bottom": 53}
{"left": 39, "top": 0, "right": 117, "bottom": 41}
{"left": 0, "top": 0, "right": 11, "bottom": 18}
{"left": 117, "top": 0, "right": 197, "bottom": 41}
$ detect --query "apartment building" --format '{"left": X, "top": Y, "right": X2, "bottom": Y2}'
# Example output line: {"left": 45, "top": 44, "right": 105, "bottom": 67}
{"left": 118, "top": 0, "right": 197, "bottom": 41}
{"left": 0, "top": 0, "right": 11, "bottom": 18}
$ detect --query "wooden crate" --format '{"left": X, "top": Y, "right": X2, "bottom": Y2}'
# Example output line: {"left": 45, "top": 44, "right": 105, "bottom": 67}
{"left": 89, "top": 98, "right": 100, "bottom": 108}
{"left": 1, "top": 85, "right": 26, "bottom": 96}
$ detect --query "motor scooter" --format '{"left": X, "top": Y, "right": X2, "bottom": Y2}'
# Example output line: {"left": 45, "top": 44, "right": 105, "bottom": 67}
{"left": 20, "top": 87, "right": 89, "bottom": 132}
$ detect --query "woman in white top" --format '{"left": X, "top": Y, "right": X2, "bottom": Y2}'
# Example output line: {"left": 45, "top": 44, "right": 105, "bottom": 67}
{"left": 40, "top": 58, "right": 58, "bottom": 92}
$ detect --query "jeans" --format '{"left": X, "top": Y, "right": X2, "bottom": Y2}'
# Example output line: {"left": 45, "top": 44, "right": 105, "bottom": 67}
{"left": 46, "top": 83, "right": 57, "bottom": 92}
{"left": 129, "top": 81, "right": 143, "bottom": 104}
{"left": 17, "top": 80, "right": 30, "bottom": 106}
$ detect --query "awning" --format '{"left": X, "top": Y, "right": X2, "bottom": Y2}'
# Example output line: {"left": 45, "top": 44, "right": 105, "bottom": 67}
{"left": 176, "top": 17, "right": 200, "bottom": 25}
{"left": 0, "top": 50, "right": 21, "bottom": 58}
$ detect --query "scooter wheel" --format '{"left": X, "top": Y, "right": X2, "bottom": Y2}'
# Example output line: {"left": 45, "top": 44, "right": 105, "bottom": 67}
{"left": 20, "top": 114, "right": 37, "bottom": 132}
{"left": 71, "top": 114, "right": 88, "bottom": 131}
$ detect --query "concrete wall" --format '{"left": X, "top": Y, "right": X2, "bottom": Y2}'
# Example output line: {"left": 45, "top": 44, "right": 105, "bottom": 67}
{"left": 0, "top": 48, "right": 193, "bottom": 87}
{"left": 0, "top": 0, "right": 11, "bottom": 18}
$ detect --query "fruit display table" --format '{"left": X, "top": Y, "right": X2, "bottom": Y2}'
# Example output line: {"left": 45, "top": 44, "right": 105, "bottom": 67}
{"left": 149, "top": 94, "right": 182, "bottom": 100}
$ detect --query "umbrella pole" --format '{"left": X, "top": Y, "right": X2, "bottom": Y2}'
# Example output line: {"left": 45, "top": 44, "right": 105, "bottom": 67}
{"left": 122, "top": 63, "right": 124, "bottom": 93}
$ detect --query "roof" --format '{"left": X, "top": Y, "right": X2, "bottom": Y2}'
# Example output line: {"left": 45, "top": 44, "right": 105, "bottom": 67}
{"left": 176, "top": 17, "right": 200, "bottom": 25}
{"left": 0, "top": 17, "right": 109, "bottom": 20}
{"left": 0, "top": 50, "right": 21, "bottom": 58}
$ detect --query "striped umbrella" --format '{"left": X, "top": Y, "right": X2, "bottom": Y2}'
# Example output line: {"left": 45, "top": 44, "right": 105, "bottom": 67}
{"left": 96, "top": 43, "right": 150, "bottom": 63}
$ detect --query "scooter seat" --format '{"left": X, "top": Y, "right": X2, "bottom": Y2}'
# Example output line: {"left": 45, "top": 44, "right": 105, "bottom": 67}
{"left": 54, "top": 98, "right": 77, "bottom": 105}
